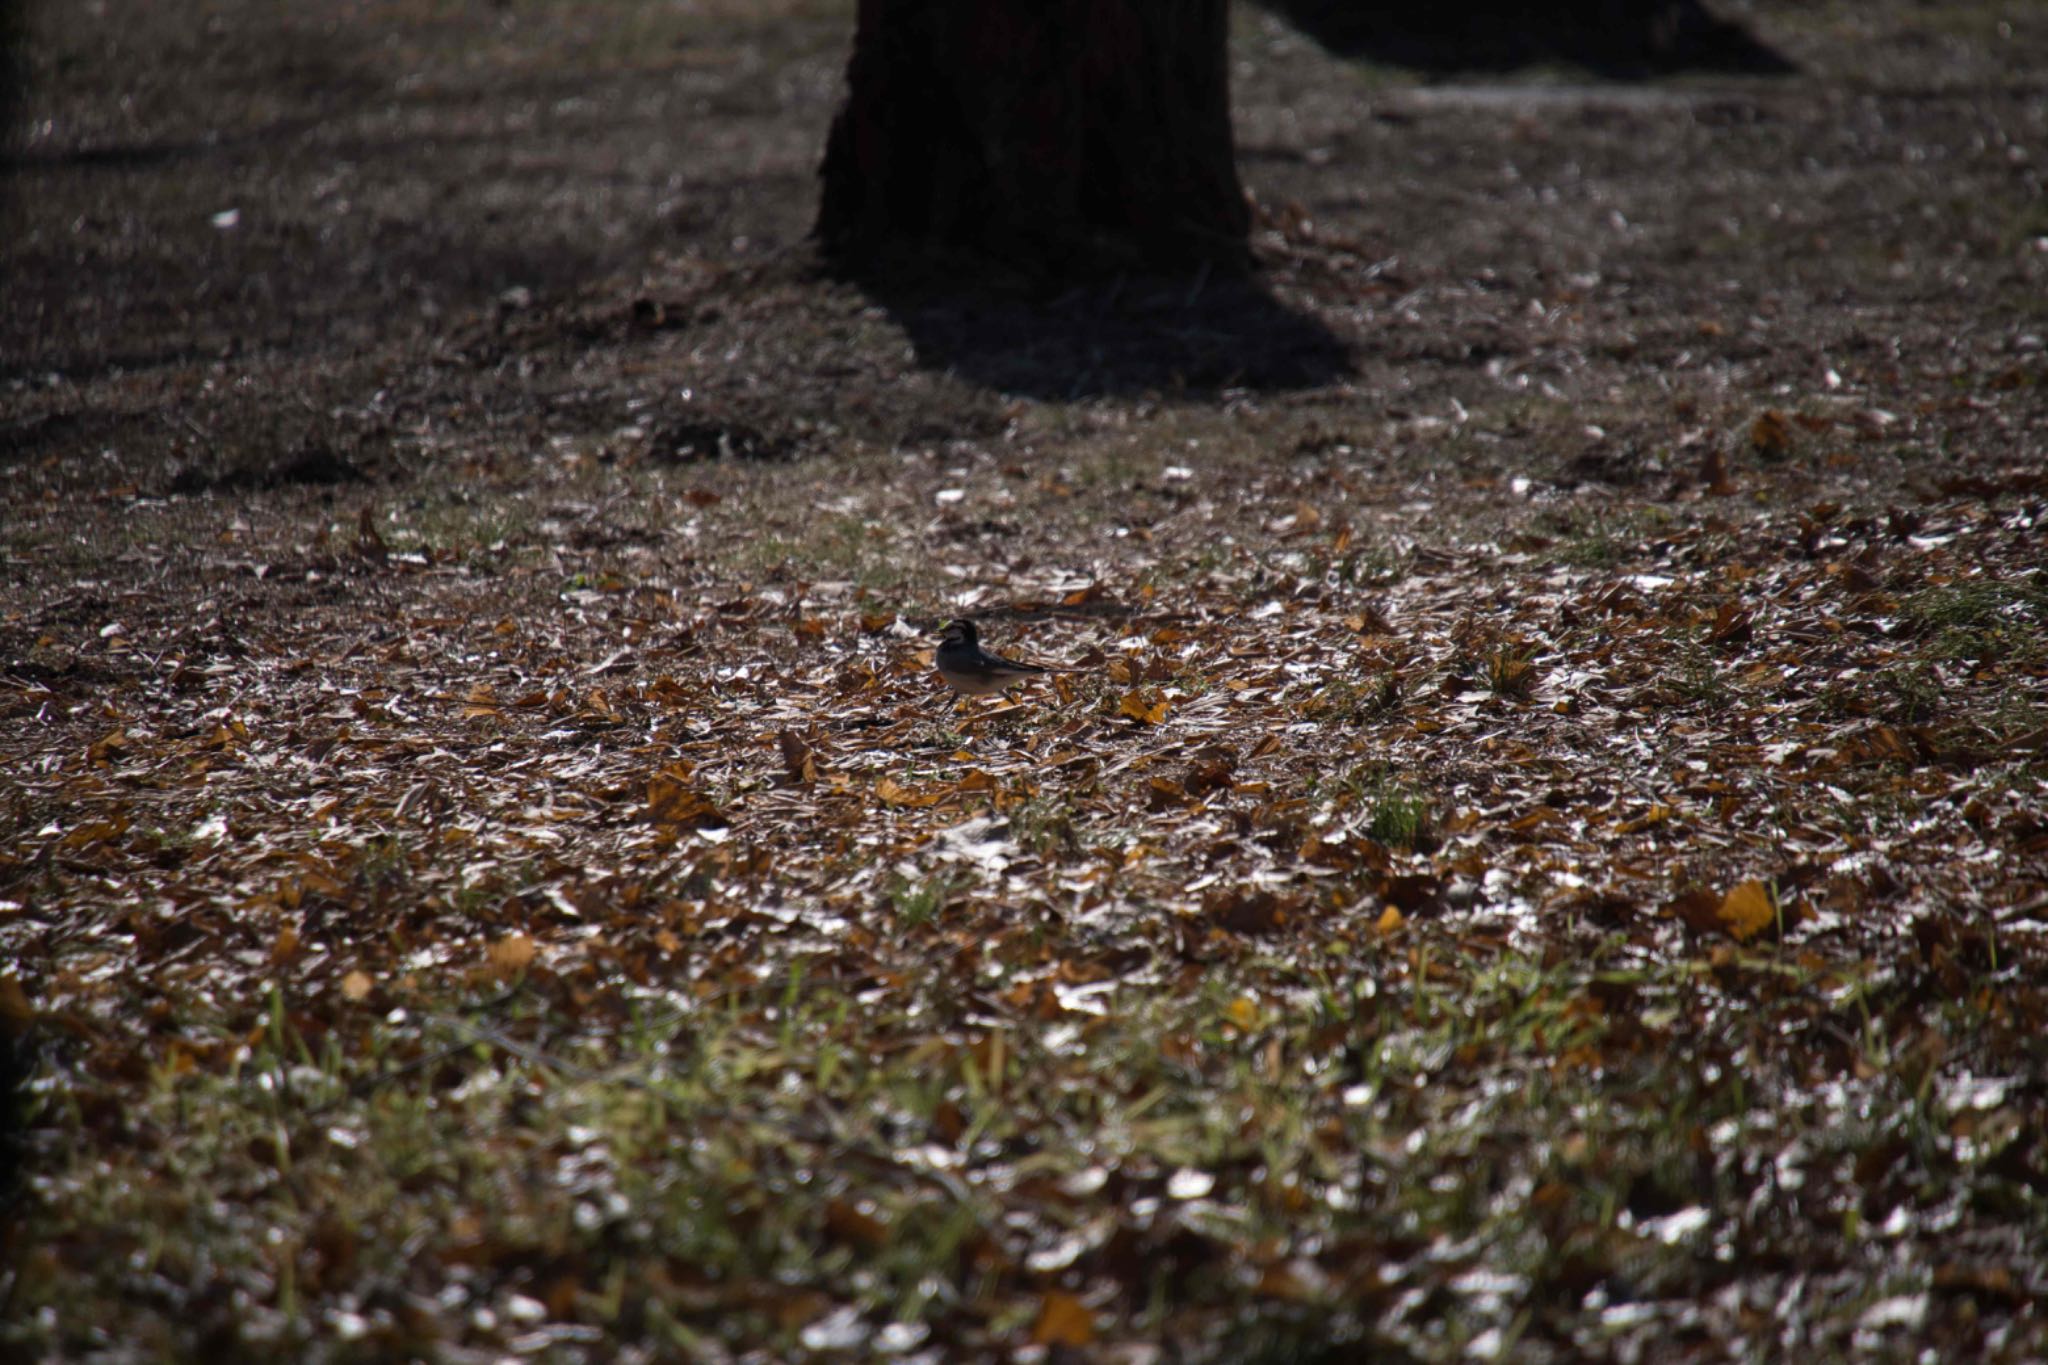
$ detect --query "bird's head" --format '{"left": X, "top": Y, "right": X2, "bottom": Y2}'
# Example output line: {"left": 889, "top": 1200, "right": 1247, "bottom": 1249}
{"left": 937, "top": 618, "right": 979, "bottom": 647}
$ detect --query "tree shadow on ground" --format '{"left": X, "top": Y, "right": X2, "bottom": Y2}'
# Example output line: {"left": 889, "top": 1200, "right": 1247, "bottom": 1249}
{"left": 1259, "top": 0, "right": 1796, "bottom": 78}
{"left": 838, "top": 256, "right": 1354, "bottom": 400}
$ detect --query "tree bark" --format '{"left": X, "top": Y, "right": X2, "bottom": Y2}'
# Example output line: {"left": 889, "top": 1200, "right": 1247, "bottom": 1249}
{"left": 816, "top": 0, "right": 1250, "bottom": 277}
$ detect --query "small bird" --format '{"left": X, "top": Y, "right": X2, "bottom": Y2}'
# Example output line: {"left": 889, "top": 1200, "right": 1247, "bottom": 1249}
{"left": 933, "top": 618, "right": 1052, "bottom": 696}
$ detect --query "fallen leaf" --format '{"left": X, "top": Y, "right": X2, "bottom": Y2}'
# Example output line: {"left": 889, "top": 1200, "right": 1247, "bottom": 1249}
{"left": 1701, "top": 444, "right": 1738, "bottom": 495}
{"left": 1616, "top": 804, "right": 1676, "bottom": 835}
{"left": 1708, "top": 602, "right": 1754, "bottom": 647}
{"left": 0, "top": 975, "right": 32, "bottom": 1026}
{"left": 1718, "top": 881, "right": 1775, "bottom": 941}
{"left": 647, "top": 769, "right": 728, "bottom": 828}
{"left": 1664, "top": 887, "right": 1723, "bottom": 935}
{"left": 778, "top": 729, "right": 817, "bottom": 786}
{"left": 823, "top": 1198, "right": 888, "bottom": 1249}
{"left": 876, "top": 776, "right": 941, "bottom": 808}
{"left": 1205, "top": 888, "right": 1291, "bottom": 934}
{"left": 1032, "top": 1289, "right": 1094, "bottom": 1347}
{"left": 488, "top": 933, "right": 537, "bottom": 975}
{"left": 340, "top": 970, "right": 374, "bottom": 1002}
{"left": 1118, "top": 691, "right": 1170, "bottom": 725}
{"left": 1750, "top": 409, "right": 1794, "bottom": 458}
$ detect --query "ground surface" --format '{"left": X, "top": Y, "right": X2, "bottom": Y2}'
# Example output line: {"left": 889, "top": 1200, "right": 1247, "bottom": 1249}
{"left": 4, "top": 1, "right": 2048, "bottom": 1360}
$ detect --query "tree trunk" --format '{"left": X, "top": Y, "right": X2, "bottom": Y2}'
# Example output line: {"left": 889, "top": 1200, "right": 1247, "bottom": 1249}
{"left": 816, "top": 0, "right": 1250, "bottom": 277}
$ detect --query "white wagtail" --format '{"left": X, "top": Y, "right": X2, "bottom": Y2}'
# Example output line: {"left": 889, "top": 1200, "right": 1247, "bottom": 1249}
{"left": 933, "top": 618, "right": 1054, "bottom": 696}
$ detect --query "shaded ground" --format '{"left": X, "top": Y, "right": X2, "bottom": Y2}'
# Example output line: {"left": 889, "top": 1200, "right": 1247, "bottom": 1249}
{"left": 4, "top": 1, "right": 2048, "bottom": 1360}
{"left": 1257, "top": 0, "right": 1798, "bottom": 77}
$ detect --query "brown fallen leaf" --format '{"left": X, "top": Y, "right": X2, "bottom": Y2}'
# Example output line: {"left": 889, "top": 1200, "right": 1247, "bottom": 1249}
{"left": 354, "top": 506, "right": 388, "bottom": 559}
{"left": 1750, "top": 409, "right": 1794, "bottom": 458}
{"left": 1663, "top": 886, "right": 1724, "bottom": 935}
{"left": 875, "top": 776, "right": 941, "bottom": 808}
{"left": 1118, "top": 690, "right": 1170, "bottom": 725}
{"left": 778, "top": 728, "right": 817, "bottom": 786}
{"left": 1381, "top": 874, "right": 1443, "bottom": 913}
{"left": 340, "top": 970, "right": 374, "bottom": 1002}
{"left": 1708, "top": 601, "right": 1754, "bottom": 647}
{"left": 1701, "top": 443, "right": 1738, "bottom": 496}
{"left": 1719, "top": 880, "right": 1775, "bottom": 941}
{"left": 647, "top": 768, "right": 729, "bottom": 828}
{"left": 1032, "top": 1289, "right": 1094, "bottom": 1347}
{"left": 488, "top": 933, "right": 537, "bottom": 976}
{"left": 1147, "top": 777, "right": 1189, "bottom": 811}
{"left": 0, "top": 975, "right": 33, "bottom": 1027}
{"left": 1205, "top": 887, "right": 1292, "bottom": 934}
{"left": 823, "top": 1198, "right": 888, "bottom": 1250}
{"left": 86, "top": 730, "right": 129, "bottom": 764}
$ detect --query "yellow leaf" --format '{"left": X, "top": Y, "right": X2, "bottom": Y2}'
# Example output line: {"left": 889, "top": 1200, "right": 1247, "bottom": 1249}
{"left": 876, "top": 776, "right": 940, "bottom": 808}
{"left": 1375, "top": 905, "right": 1406, "bottom": 934}
{"left": 1226, "top": 995, "right": 1262, "bottom": 1029}
{"left": 340, "top": 970, "right": 374, "bottom": 1002}
{"left": 1616, "top": 803, "right": 1675, "bottom": 835}
{"left": 1718, "top": 880, "right": 1775, "bottom": 941}
{"left": 1032, "top": 1290, "right": 1095, "bottom": 1347}
{"left": 488, "top": 933, "right": 537, "bottom": 975}
{"left": 1118, "top": 691, "right": 1170, "bottom": 725}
